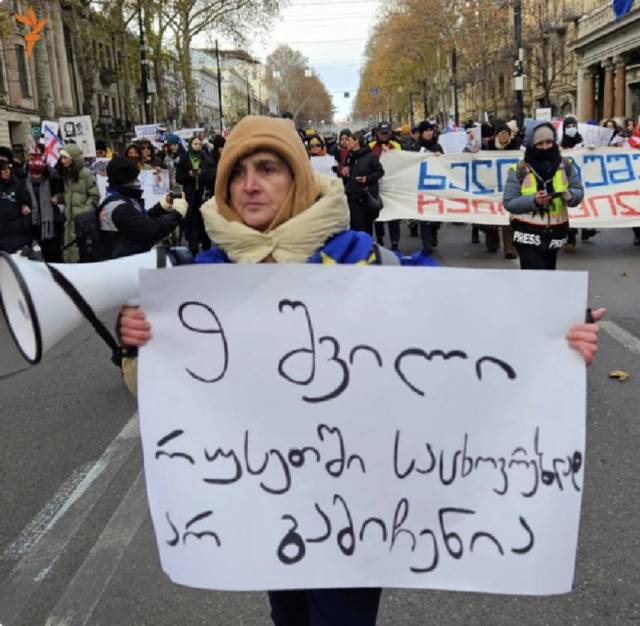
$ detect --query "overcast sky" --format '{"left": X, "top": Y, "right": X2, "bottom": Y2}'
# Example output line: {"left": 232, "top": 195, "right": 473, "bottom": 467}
{"left": 252, "top": 0, "right": 383, "bottom": 123}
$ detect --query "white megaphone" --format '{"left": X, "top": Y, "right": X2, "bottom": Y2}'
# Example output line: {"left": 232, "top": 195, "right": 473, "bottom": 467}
{"left": 0, "top": 247, "right": 192, "bottom": 365}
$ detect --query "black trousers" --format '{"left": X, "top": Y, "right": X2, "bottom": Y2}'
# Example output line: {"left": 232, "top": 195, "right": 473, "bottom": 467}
{"left": 268, "top": 588, "right": 382, "bottom": 626}
{"left": 515, "top": 244, "right": 558, "bottom": 270}
{"left": 348, "top": 199, "right": 375, "bottom": 236}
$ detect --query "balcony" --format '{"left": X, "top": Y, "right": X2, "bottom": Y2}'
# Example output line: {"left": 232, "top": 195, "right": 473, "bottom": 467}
{"left": 576, "top": 1, "right": 616, "bottom": 39}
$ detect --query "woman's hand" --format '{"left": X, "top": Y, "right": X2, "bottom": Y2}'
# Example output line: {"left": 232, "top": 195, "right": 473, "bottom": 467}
{"left": 566, "top": 308, "right": 606, "bottom": 365}
{"left": 119, "top": 306, "right": 152, "bottom": 348}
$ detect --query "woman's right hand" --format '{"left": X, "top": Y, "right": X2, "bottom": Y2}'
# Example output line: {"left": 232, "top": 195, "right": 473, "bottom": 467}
{"left": 119, "top": 306, "right": 152, "bottom": 347}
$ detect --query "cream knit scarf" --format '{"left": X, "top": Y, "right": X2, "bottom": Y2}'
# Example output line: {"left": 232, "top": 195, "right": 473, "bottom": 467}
{"left": 200, "top": 173, "right": 350, "bottom": 263}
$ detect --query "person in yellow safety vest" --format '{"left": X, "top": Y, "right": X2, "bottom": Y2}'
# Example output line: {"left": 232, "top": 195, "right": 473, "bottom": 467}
{"left": 503, "top": 120, "right": 584, "bottom": 270}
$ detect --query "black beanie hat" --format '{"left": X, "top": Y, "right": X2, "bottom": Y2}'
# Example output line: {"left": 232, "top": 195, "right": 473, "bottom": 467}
{"left": 418, "top": 120, "right": 434, "bottom": 133}
{"left": 107, "top": 156, "right": 139, "bottom": 186}
{"left": 95, "top": 140, "right": 107, "bottom": 152}
{"left": 496, "top": 123, "right": 511, "bottom": 135}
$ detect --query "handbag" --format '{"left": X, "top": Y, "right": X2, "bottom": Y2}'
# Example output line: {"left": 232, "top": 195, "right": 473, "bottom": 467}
{"left": 362, "top": 188, "right": 383, "bottom": 216}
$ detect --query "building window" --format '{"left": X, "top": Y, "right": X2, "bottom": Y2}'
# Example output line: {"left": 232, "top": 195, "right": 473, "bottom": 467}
{"left": 498, "top": 74, "right": 505, "bottom": 98}
{"left": 15, "top": 44, "right": 30, "bottom": 96}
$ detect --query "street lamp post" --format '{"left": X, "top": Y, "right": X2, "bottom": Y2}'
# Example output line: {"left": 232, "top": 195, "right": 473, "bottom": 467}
{"left": 99, "top": 101, "right": 112, "bottom": 145}
{"left": 243, "top": 71, "right": 251, "bottom": 116}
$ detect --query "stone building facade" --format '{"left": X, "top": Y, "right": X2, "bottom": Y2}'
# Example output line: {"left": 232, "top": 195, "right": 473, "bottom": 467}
{"left": 572, "top": 0, "right": 640, "bottom": 121}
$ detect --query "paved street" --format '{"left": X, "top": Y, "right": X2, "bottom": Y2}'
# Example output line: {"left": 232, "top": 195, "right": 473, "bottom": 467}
{"left": 1, "top": 226, "right": 639, "bottom": 626}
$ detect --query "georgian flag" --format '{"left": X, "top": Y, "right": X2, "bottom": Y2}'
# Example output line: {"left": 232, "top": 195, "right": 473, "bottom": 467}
{"left": 43, "top": 122, "right": 63, "bottom": 167}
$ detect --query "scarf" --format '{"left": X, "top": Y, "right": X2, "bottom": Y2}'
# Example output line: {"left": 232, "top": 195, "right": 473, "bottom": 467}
{"left": 200, "top": 173, "right": 350, "bottom": 264}
{"left": 524, "top": 144, "right": 563, "bottom": 193}
{"left": 27, "top": 177, "right": 54, "bottom": 240}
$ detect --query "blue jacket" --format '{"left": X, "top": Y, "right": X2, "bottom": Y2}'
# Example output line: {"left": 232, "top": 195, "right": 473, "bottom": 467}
{"left": 196, "top": 230, "right": 440, "bottom": 267}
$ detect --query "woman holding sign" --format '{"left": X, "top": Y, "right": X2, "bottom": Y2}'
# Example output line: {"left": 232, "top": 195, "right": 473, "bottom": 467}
{"left": 118, "top": 116, "right": 604, "bottom": 626}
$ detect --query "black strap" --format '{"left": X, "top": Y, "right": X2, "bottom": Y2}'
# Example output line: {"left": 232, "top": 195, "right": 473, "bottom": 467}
{"left": 45, "top": 263, "right": 122, "bottom": 367}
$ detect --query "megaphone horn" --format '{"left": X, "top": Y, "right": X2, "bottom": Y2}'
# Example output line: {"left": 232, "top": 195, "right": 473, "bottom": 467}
{"left": 0, "top": 247, "right": 192, "bottom": 365}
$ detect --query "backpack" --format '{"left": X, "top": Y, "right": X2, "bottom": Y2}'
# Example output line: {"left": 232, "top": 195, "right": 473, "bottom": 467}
{"left": 73, "top": 194, "right": 128, "bottom": 263}
{"left": 516, "top": 156, "right": 573, "bottom": 183}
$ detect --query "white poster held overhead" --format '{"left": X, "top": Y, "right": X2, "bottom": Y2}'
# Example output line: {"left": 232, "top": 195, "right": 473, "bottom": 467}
{"left": 139, "top": 264, "right": 588, "bottom": 595}
{"left": 310, "top": 155, "right": 338, "bottom": 177}
{"left": 439, "top": 130, "right": 470, "bottom": 154}
{"left": 97, "top": 169, "right": 170, "bottom": 208}
{"left": 376, "top": 149, "right": 640, "bottom": 227}
{"left": 535, "top": 108, "right": 552, "bottom": 121}
{"left": 59, "top": 116, "right": 96, "bottom": 157}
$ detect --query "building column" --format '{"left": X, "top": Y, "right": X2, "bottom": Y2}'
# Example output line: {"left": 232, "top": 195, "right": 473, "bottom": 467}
{"left": 603, "top": 59, "right": 615, "bottom": 119}
{"left": 615, "top": 57, "right": 627, "bottom": 118}
{"left": 583, "top": 69, "right": 596, "bottom": 122}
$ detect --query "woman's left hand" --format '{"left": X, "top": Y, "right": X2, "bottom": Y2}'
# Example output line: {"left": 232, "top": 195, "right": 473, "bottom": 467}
{"left": 566, "top": 308, "right": 606, "bottom": 365}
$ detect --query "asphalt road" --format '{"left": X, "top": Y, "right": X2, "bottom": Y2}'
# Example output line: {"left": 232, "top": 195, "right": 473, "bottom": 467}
{"left": 1, "top": 225, "right": 639, "bottom": 626}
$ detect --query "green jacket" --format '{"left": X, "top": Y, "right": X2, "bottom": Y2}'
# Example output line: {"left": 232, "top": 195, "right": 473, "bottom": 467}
{"left": 61, "top": 144, "right": 100, "bottom": 262}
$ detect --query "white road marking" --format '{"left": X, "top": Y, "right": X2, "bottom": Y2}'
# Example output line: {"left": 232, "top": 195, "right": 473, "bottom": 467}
{"left": 2, "top": 461, "right": 96, "bottom": 561}
{"left": 600, "top": 321, "right": 640, "bottom": 356}
{"left": 0, "top": 412, "right": 140, "bottom": 626}
{"left": 45, "top": 471, "right": 147, "bottom": 626}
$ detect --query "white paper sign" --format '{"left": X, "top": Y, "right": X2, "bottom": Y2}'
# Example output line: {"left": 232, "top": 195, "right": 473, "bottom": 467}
{"left": 134, "top": 124, "right": 167, "bottom": 143}
{"left": 440, "top": 131, "right": 470, "bottom": 154}
{"left": 59, "top": 115, "right": 96, "bottom": 157}
{"left": 139, "top": 264, "right": 587, "bottom": 595}
{"left": 535, "top": 108, "right": 552, "bottom": 121}
{"left": 310, "top": 155, "right": 338, "bottom": 177}
{"left": 97, "top": 169, "right": 170, "bottom": 208}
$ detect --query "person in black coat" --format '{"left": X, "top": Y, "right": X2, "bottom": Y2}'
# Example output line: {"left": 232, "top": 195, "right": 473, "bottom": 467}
{"left": 175, "top": 137, "right": 216, "bottom": 255}
{"left": 0, "top": 160, "right": 32, "bottom": 253}
{"left": 411, "top": 121, "right": 443, "bottom": 254}
{"left": 25, "top": 157, "right": 65, "bottom": 262}
{"left": 97, "top": 156, "right": 186, "bottom": 259}
{"left": 488, "top": 123, "right": 522, "bottom": 151}
{"left": 344, "top": 131, "right": 385, "bottom": 235}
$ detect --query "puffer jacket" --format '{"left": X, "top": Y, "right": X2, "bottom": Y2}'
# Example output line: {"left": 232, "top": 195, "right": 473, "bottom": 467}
{"left": 60, "top": 144, "right": 100, "bottom": 262}
{"left": 344, "top": 145, "right": 385, "bottom": 201}
{"left": 0, "top": 174, "right": 32, "bottom": 253}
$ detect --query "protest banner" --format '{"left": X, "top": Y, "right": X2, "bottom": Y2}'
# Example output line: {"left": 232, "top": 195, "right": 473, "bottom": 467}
{"left": 97, "top": 169, "right": 170, "bottom": 207}
{"left": 310, "top": 155, "right": 338, "bottom": 177}
{"left": 134, "top": 124, "right": 167, "bottom": 143}
{"left": 139, "top": 264, "right": 587, "bottom": 595}
{"left": 59, "top": 115, "right": 96, "bottom": 157}
{"left": 440, "top": 130, "right": 470, "bottom": 155}
{"left": 377, "top": 149, "right": 640, "bottom": 227}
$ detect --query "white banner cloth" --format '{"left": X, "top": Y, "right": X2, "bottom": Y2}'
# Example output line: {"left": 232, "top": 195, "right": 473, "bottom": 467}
{"left": 139, "top": 264, "right": 588, "bottom": 595}
{"left": 377, "top": 148, "right": 640, "bottom": 226}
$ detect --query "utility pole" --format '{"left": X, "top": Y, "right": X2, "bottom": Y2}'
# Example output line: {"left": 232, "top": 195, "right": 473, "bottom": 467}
{"left": 452, "top": 48, "right": 459, "bottom": 126}
{"left": 215, "top": 40, "right": 224, "bottom": 133}
{"left": 514, "top": 0, "right": 524, "bottom": 130}
{"left": 409, "top": 91, "right": 415, "bottom": 127}
{"left": 138, "top": 3, "right": 151, "bottom": 124}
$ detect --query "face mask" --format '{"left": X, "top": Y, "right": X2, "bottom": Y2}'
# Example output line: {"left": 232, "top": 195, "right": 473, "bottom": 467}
{"left": 565, "top": 128, "right": 578, "bottom": 138}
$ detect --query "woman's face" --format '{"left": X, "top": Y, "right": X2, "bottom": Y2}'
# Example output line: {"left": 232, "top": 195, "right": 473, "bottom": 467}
{"left": 126, "top": 147, "right": 141, "bottom": 161}
{"left": 535, "top": 140, "right": 554, "bottom": 150}
{"left": 346, "top": 136, "right": 359, "bottom": 151}
{"left": 606, "top": 121, "right": 616, "bottom": 130}
{"left": 191, "top": 138, "right": 202, "bottom": 152}
{"left": 61, "top": 156, "right": 73, "bottom": 168}
{"left": 497, "top": 130, "right": 511, "bottom": 144}
{"left": 141, "top": 144, "right": 153, "bottom": 159}
{"left": 228, "top": 150, "right": 294, "bottom": 232}
{"left": 1, "top": 165, "right": 10, "bottom": 179}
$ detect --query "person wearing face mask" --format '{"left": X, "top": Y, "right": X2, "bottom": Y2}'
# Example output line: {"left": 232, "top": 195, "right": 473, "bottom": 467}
{"left": 96, "top": 156, "right": 186, "bottom": 259}
{"left": 560, "top": 117, "right": 597, "bottom": 251}
{"left": 503, "top": 121, "right": 583, "bottom": 270}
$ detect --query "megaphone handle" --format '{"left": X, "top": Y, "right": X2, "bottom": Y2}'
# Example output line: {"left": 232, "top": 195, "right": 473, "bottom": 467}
{"left": 45, "top": 263, "right": 123, "bottom": 368}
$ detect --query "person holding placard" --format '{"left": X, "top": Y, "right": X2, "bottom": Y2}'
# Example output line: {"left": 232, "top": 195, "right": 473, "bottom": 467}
{"left": 117, "top": 115, "right": 605, "bottom": 626}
